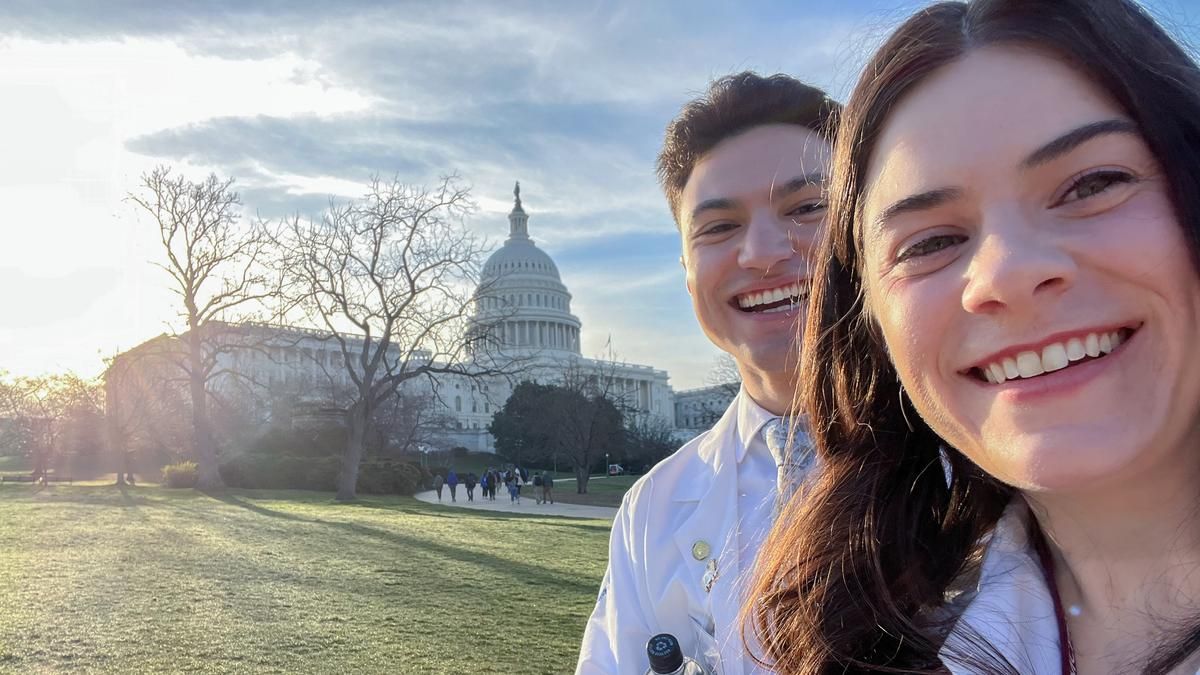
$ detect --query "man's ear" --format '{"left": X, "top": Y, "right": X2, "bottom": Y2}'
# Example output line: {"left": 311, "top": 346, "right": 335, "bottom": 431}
{"left": 680, "top": 255, "right": 693, "bottom": 296}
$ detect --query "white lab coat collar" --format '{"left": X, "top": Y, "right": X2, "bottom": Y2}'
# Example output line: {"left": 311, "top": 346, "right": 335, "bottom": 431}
{"left": 939, "top": 499, "right": 1064, "bottom": 674}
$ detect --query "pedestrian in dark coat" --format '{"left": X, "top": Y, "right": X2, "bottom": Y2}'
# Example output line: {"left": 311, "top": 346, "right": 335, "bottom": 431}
{"left": 446, "top": 470, "right": 459, "bottom": 502}
{"left": 465, "top": 472, "right": 478, "bottom": 501}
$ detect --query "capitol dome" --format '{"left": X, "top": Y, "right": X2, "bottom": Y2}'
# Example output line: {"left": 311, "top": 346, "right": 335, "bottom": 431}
{"left": 472, "top": 183, "right": 582, "bottom": 355}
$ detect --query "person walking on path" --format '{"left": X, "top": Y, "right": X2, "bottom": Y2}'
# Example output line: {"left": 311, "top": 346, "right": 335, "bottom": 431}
{"left": 533, "top": 472, "right": 544, "bottom": 504}
{"left": 432, "top": 473, "right": 444, "bottom": 501}
{"left": 479, "top": 472, "right": 489, "bottom": 501}
{"left": 542, "top": 472, "right": 554, "bottom": 505}
{"left": 465, "top": 472, "right": 478, "bottom": 502}
{"left": 508, "top": 476, "right": 521, "bottom": 504}
{"left": 514, "top": 468, "right": 525, "bottom": 498}
{"left": 446, "top": 469, "right": 459, "bottom": 502}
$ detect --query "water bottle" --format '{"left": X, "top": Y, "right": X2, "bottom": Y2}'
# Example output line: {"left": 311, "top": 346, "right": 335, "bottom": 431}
{"left": 645, "top": 633, "right": 709, "bottom": 675}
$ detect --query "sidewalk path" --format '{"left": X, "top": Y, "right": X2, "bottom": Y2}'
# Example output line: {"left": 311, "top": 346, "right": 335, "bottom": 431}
{"left": 414, "top": 488, "right": 617, "bottom": 520}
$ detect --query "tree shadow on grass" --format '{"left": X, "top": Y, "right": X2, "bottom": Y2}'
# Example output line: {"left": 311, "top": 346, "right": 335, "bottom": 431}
{"left": 205, "top": 493, "right": 599, "bottom": 594}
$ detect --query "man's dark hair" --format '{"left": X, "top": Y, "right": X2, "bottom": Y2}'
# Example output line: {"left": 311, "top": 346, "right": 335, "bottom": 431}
{"left": 656, "top": 71, "right": 840, "bottom": 228}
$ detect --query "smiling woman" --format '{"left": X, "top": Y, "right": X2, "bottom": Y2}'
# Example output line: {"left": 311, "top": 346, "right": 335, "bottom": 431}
{"left": 747, "top": 1, "right": 1200, "bottom": 673}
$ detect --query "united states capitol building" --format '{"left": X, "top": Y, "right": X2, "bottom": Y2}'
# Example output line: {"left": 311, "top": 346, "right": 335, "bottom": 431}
{"left": 111, "top": 185, "right": 731, "bottom": 453}
{"left": 439, "top": 184, "right": 677, "bottom": 451}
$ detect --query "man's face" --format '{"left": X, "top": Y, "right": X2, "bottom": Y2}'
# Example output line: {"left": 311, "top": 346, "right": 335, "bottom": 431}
{"left": 679, "top": 124, "right": 831, "bottom": 379}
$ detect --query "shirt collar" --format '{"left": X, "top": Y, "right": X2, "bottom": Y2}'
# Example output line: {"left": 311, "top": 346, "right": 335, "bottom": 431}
{"left": 734, "top": 387, "right": 780, "bottom": 464}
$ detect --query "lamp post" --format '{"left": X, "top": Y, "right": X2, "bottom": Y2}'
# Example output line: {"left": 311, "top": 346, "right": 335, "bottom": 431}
{"left": 605, "top": 452, "right": 610, "bottom": 477}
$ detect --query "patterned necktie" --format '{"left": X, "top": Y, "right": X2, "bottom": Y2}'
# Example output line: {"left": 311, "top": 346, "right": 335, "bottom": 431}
{"left": 763, "top": 417, "right": 813, "bottom": 515}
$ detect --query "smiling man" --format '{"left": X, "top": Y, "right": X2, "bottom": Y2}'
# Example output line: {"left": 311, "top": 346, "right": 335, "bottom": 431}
{"left": 575, "top": 72, "right": 838, "bottom": 675}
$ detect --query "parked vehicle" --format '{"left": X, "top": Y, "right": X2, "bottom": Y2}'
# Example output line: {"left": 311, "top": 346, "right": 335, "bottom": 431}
{"left": 608, "top": 464, "right": 625, "bottom": 476}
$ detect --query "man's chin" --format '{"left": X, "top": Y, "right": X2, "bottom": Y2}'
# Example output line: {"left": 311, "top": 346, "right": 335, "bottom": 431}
{"left": 732, "top": 344, "right": 800, "bottom": 380}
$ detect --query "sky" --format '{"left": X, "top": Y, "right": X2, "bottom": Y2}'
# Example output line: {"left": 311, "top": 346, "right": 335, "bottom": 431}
{"left": 1, "top": 0, "right": 1198, "bottom": 390}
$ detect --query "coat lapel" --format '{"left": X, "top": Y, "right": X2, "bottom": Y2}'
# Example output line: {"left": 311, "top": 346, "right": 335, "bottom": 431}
{"left": 670, "top": 399, "right": 746, "bottom": 675}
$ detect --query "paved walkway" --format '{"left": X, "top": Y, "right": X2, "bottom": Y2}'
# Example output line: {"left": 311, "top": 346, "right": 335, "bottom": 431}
{"left": 414, "top": 487, "right": 617, "bottom": 520}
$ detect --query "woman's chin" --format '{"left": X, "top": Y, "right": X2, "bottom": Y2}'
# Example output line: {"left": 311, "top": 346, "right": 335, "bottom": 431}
{"left": 976, "top": 432, "right": 1147, "bottom": 494}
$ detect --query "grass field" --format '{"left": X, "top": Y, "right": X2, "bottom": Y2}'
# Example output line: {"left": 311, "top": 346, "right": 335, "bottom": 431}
{"left": 550, "top": 476, "right": 640, "bottom": 508}
{"left": 0, "top": 484, "right": 610, "bottom": 674}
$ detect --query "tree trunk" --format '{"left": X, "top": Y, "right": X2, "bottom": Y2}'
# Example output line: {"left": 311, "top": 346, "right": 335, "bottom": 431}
{"left": 575, "top": 464, "right": 590, "bottom": 494}
{"left": 336, "top": 405, "right": 368, "bottom": 501}
{"left": 187, "top": 343, "right": 224, "bottom": 491}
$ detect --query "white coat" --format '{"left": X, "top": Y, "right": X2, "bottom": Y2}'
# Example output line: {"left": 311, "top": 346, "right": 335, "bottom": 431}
{"left": 939, "top": 499, "right": 1064, "bottom": 673}
{"left": 576, "top": 395, "right": 759, "bottom": 675}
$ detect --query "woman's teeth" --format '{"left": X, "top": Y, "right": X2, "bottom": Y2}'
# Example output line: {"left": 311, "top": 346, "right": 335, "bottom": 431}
{"left": 981, "top": 329, "right": 1127, "bottom": 384}
{"left": 736, "top": 282, "right": 806, "bottom": 312}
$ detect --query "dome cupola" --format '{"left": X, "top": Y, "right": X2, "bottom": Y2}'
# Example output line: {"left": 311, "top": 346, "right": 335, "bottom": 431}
{"left": 473, "top": 183, "right": 582, "bottom": 355}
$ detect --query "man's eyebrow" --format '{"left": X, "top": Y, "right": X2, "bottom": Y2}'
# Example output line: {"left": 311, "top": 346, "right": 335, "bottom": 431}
{"left": 689, "top": 197, "right": 738, "bottom": 224}
{"left": 873, "top": 187, "right": 962, "bottom": 234}
{"left": 773, "top": 172, "right": 826, "bottom": 198}
{"left": 1021, "top": 119, "right": 1139, "bottom": 169}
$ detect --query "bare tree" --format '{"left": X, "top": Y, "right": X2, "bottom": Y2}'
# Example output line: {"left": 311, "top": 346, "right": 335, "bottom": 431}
{"left": 369, "top": 386, "right": 454, "bottom": 457}
{"left": 128, "top": 166, "right": 275, "bottom": 490}
{"left": 705, "top": 353, "right": 742, "bottom": 398}
{"left": 555, "top": 342, "right": 640, "bottom": 494}
{"left": 275, "top": 175, "right": 516, "bottom": 501}
{"left": 1, "top": 372, "right": 102, "bottom": 481}
{"left": 104, "top": 348, "right": 192, "bottom": 485}
{"left": 679, "top": 353, "right": 742, "bottom": 428}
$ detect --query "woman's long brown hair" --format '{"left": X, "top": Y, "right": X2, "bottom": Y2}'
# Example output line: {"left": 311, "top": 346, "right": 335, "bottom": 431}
{"left": 745, "top": 1, "right": 1200, "bottom": 672}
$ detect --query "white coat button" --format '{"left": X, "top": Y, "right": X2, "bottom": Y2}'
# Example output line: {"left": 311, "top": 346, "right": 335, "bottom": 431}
{"left": 691, "top": 540, "right": 711, "bottom": 561}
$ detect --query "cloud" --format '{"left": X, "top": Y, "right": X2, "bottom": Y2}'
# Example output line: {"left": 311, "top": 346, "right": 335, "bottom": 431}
{"left": 37, "top": 0, "right": 1200, "bottom": 384}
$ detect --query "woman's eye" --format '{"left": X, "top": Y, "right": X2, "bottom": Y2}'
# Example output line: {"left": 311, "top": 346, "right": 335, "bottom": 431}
{"left": 895, "top": 234, "right": 967, "bottom": 263}
{"left": 1060, "top": 170, "right": 1135, "bottom": 204}
{"left": 786, "top": 200, "right": 826, "bottom": 220}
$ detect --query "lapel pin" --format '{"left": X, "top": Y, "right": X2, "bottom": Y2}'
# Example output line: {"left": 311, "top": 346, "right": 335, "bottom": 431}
{"left": 702, "top": 558, "right": 720, "bottom": 593}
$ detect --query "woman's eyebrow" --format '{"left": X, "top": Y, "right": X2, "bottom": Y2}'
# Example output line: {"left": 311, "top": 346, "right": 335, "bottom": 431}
{"left": 872, "top": 187, "right": 962, "bottom": 235}
{"left": 1020, "top": 118, "right": 1139, "bottom": 170}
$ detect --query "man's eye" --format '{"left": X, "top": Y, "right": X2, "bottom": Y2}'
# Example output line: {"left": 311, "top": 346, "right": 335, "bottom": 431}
{"left": 895, "top": 234, "right": 967, "bottom": 263}
{"left": 786, "top": 201, "right": 826, "bottom": 220}
{"left": 1059, "top": 170, "right": 1135, "bottom": 204}
{"left": 699, "top": 222, "right": 738, "bottom": 236}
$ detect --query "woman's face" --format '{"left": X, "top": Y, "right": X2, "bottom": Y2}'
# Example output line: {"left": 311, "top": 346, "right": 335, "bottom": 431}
{"left": 860, "top": 46, "right": 1200, "bottom": 492}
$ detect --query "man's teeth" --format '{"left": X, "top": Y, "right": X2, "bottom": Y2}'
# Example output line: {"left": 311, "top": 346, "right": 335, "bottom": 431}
{"left": 736, "top": 282, "right": 806, "bottom": 310}
{"left": 981, "top": 330, "right": 1126, "bottom": 384}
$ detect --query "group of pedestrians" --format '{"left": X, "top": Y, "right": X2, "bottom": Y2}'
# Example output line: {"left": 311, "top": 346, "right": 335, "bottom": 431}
{"left": 431, "top": 465, "right": 554, "bottom": 506}
{"left": 431, "top": 469, "right": 481, "bottom": 503}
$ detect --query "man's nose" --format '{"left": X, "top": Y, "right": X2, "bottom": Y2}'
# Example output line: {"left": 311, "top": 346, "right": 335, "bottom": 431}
{"left": 737, "top": 212, "right": 794, "bottom": 273}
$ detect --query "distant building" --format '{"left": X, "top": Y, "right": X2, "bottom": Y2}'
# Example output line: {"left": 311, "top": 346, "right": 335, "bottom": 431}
{"left": 673, "top": 383, "right": 738, "bottom": 441}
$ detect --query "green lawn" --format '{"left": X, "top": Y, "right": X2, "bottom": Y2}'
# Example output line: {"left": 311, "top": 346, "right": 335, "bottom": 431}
{"left": 0, "top": 484, "right": 610, "bottom": 674}
{"left": 551, "top": 475, "right": 639, "bottom": 508}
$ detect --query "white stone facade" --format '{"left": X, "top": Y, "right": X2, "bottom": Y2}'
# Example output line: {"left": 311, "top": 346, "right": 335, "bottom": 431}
{"left": 673, "top": 383, "right": 737, "bottom": 437}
